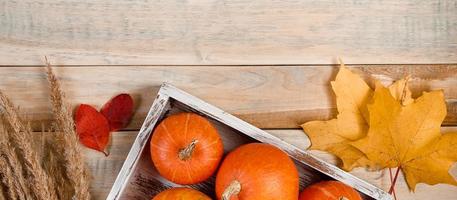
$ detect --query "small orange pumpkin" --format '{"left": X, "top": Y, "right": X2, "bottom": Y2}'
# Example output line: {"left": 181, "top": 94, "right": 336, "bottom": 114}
{"left": 150, "top": 113, "right": 224, "bottom": 184}
{"left": 215, "top": 143, "right": 299, "bottom": 200}
{"left": 152, "top": 187, "right": 211, "bottom": 200}
{"left": 299, "top": 180, "right": 362, "bottom": 200}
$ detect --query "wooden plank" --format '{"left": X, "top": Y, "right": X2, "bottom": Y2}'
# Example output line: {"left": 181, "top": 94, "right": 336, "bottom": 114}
{"left": 0, "top": 65, "right": 455, "bottom": 130}
{"left": 86, "top": 128, "right": 457, "bottom": 200}
{"left": 0, "top": 0, "right": 456, "bottom": 65}
{"left": 84, "top": 131, "right": 136, "bottom": 200}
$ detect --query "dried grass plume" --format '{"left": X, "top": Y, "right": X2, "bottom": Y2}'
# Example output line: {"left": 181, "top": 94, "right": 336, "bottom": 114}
{"left": 0, "top": 91, "right": 57, "bottom": 200}
{"left": 0, "top": 58, "right": 92, "bottom": 200}
{"left": 45, "top": 58, "right": 91, "bottom": 200}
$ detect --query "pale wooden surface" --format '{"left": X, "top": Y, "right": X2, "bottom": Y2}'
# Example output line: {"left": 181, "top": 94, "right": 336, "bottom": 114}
{"left": 1, "top": 0, "right": 457, "bottom": 65}
{"left": 86, "top": 129, "right": 457, "bottom": 200}
{"left": 0, "top": 65, "right": 456, "bottom": 130}
{"left": 1, "top": 0, "right": 456, "bottom": 199}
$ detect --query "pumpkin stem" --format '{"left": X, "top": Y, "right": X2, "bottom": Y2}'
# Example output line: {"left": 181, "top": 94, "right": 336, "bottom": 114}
{"left": 339, "top": 197, "right": 349, "bottom": 200}
{"left": 178, "top": 139, "right": 198, "bottom": 160}
{"left": 222, "top": 180, "right": 241, "bottom": 200}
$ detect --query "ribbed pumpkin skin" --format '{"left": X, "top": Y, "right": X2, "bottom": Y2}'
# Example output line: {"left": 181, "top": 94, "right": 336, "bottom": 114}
{"left": 299, "top": 181, "right": 362, "bottom": 200}
{"left": 150, "top": 113, "right": 224, "bottom": 184}
{"left": 215, "top": 143, "right": 299, "bottom": 200}
{"left": 152, "top": 187, "right": 211, "bottom": 200}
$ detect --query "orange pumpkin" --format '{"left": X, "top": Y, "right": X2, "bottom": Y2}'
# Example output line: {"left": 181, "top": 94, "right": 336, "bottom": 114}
{"left": 215, "top": 143, "right": 299, "bottom": 200}
{"left": 299, "top": 181, "right": 362, "bottom": 200}
{"left": 150, "top": 113, "right": 224, "bottom": 184}
{"left": 152, "top": 187, "right": 211, "bottom": 200}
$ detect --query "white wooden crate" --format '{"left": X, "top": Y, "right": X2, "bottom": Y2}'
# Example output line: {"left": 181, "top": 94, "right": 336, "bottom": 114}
{"left": 107, "top": 83, "right": 392, "bottom": 200}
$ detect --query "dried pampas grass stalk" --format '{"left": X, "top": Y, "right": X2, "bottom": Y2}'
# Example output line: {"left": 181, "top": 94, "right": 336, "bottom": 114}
{"left": 45, "top": 59, "right": 91, "bottom": 200}
{"left": 0, "top": 156, "right": 18, "bottom": 200}
{"left": 42, "top": 125, "right": 74, "bottom": 200}
{"left": 0, "top": 183, "right": 6, "bottom": 200}
{"left": 0, "top": 91, "right": 57, "bottom": 200}
{"left": 0, "top": 130, "right": 18, "bottom": 200}
{"left": 0, "top": 122, "right": 31, "bottom": 200}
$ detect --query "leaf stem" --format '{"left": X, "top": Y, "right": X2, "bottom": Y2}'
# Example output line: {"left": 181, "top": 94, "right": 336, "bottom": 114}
{"left": 389, "top": 167, "right": 401, "bottom": 194}
{"left": 389, "top": 168, "right": 397, "bottom": 200}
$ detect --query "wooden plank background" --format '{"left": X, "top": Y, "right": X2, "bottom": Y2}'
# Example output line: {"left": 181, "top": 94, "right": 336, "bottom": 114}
{"left": 1, "top": 0, "right": 456, "bottom": 199}
{"left": 0, "top": 65, "right": 456, "bottom": 130}
{"left": 0, "top": 0, "right": 456, "bottom": 65}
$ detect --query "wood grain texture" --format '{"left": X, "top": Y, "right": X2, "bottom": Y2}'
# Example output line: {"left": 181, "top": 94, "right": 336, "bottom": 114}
{"left": 0, "top": 65, "right": 455, "bottom": 130}
{"left": 86, "top": 129, "right": 457, "bottom": 200}
{"left": 1, "top": 0, "right": 456, "bottom": 65}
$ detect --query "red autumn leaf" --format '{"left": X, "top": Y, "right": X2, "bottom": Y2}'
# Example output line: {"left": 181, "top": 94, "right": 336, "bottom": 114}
{"left": 75, "top": 104, "right": 110, "bottom": 156}
{"left": 100, "top": 93, "right": 134, "bottom": 131}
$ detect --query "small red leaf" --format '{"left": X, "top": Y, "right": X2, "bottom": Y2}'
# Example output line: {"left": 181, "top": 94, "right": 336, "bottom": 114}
{"left": 75, "top": 104, "right": 110, "bottom": 156}
{"left": 100, "top": 93, "right": 134, "bottom": 131}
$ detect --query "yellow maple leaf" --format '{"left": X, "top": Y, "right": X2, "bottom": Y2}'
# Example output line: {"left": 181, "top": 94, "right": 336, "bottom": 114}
{"left": 388, "top": 76, "right": 414, "bottom": 106}
{"left": 352, "top": 83, "right": 457, "bottom": 190}
{"left": 302, "top": 64, "right": 441, "bottom": 171}
{"left": 301, "top": 64, "right": 374, "bottom": 170}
